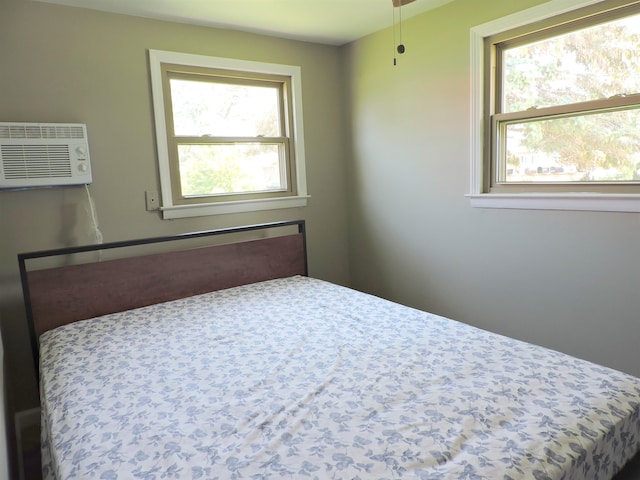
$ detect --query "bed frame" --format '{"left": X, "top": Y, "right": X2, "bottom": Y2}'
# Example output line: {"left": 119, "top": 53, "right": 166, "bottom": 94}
{"left": 16, "top": 219, "right": 640, "bottom": 480}
{"left": 18, "top": 219, "right": 307, "bottom": 371}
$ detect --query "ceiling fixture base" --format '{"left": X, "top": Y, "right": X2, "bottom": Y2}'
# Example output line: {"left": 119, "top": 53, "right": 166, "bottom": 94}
{"left": 392, "top": 0, "right": 416, "bottom": 7}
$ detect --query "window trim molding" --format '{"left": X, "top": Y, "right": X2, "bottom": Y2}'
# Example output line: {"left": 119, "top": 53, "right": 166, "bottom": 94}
{"left": 159, "top": 194, "right": 310, "bottom": 219}
{"left": 149, "top": 49, "right": 308, "bottom": 219}
{"left": 468, "top": 0, "right": 640, "bottom": 213}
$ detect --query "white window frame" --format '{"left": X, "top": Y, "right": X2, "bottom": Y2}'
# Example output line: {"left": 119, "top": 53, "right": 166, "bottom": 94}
{"left": 467, "top": 0, "right": 640, "bottom": 213}
{"left": 149, "top": 50, "right": 308, "bottom": 219}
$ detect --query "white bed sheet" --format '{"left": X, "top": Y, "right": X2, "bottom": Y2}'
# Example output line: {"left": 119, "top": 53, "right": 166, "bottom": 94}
{"left": 39, "top": 276, "right": 640, "bottom": 479}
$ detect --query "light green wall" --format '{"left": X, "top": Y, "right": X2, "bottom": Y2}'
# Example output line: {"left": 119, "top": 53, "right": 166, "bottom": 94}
{"left": 344, "top": 0, "right": 640, "bottom": 378}
{"left": 0, "top": 0, "right": 350, "bottom": 412}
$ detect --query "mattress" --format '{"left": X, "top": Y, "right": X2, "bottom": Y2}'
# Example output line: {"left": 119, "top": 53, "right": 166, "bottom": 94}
{"left": 39, "top": 276, "right": 640, "bottom": 479}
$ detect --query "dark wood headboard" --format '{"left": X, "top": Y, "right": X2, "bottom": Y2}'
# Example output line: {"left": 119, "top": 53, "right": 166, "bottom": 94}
{"left": 18, "top": 220, "right": 307, "bottom": 369}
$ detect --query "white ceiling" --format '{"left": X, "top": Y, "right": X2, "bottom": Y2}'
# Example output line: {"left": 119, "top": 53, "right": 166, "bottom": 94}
{"left": 34, "top": 0, "right": 455, "bottom": 46}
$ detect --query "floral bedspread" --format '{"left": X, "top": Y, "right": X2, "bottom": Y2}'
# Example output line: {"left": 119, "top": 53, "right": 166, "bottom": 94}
{"left": 39, "top": 276, "right": 640, "bottom": 479}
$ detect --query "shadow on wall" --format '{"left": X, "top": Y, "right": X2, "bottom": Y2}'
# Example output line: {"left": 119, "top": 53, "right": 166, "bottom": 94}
{"left": 0, "top": 273, "right": 40, "bottom": 479}
{"left": 1, "top": 326, "right": 10, "bottom": 479}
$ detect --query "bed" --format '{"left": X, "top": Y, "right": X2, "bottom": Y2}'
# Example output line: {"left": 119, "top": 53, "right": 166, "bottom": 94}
{"left": 18, "top": 220, "right": 640, "bottom": 480}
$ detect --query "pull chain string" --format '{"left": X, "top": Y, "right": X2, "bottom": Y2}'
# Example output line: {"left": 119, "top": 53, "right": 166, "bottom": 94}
{"left": 392, "top": 2, "right": 397, "bottom": 65}
{"left": 392, "top": 1, "right": 405, "bottom": 66}
{"left": 398, "top": 3, "right": 403, "bottom": 50}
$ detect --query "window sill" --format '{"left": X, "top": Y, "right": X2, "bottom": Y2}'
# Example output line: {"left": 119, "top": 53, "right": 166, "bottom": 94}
{"left": 465, "top": 193, "right": 640, "bottom": 213}
{"left": 160, "top": 195, "right": 310, "bottom": 219}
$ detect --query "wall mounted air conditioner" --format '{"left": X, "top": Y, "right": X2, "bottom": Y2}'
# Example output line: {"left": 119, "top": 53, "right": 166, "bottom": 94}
{"left": 0, "top": 122, "right": 92, "bottom": 189}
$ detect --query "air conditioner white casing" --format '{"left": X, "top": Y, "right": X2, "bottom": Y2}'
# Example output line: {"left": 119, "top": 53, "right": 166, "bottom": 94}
{"left": 0, "top": 122, "right": 92, "bottom": 189}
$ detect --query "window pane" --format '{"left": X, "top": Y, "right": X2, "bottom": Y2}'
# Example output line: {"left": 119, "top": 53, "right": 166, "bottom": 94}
{"left": 177, "top": 144, "right": 284, "bottom": 196}
{"left": 503, "top": 12, "right": 640, "bottom": 113}
{"left": 170, "top": 79, "right": 281, "bottom": 137}
{"left": 502, "top": 108, "right": 640, "bottom": 183}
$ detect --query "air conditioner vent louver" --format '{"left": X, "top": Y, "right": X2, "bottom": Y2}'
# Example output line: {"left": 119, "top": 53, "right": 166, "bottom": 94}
{"left": 0, "top": 122, "right": 92, "bottom": 189}
{"left": 0, "top": 124, "right": 86, "bottom": 140}
{"left": 2, "top": 146, "right": 72, "bottom": 179}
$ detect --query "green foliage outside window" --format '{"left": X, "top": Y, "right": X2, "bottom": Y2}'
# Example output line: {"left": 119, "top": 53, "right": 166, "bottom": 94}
{"left": 501, "top": 12, "right": 640, "bottom": 183}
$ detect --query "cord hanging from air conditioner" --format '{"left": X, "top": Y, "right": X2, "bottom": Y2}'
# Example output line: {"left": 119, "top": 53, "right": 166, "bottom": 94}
{"left": 84, "top": 183, "right": 104, "bottom": 249}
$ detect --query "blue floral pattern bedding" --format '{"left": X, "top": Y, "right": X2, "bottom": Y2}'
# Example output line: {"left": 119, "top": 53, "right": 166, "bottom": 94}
{"left": 39, "top": 276, "right": 640, "bottom": 479}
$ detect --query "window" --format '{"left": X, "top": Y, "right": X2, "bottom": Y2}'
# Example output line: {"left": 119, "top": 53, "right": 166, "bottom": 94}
{"left": 469, "top": 0, "right": 640, "bottom": 212}
{"left": 149, "top": 50, "right": 308, "bottom": 219}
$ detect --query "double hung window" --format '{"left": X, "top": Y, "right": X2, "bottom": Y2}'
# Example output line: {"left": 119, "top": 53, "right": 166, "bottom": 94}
{"left": 149, "top": 50, "right": 307, "bottom": 219}
{"left": 470, "top": 1, "right": 640, "bottom": 211}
